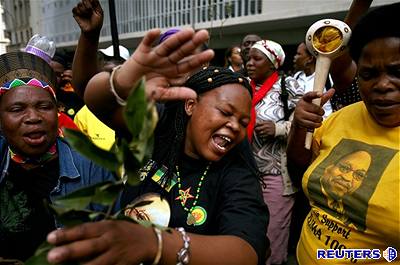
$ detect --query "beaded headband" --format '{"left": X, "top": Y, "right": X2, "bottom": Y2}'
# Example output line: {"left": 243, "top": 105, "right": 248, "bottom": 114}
{"left": 0, "top": 78, "right": 56, "bottom": 98}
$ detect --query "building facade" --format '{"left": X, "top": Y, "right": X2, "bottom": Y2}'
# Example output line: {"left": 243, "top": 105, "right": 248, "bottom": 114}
{"left": 2, "top": 0, "right": 398, "bottom": 64}
{"left": 1, "top": 0, "right": 30, "bottom": 52}
{"left": 0, "top": 1, "right": 10, "bottom": 54}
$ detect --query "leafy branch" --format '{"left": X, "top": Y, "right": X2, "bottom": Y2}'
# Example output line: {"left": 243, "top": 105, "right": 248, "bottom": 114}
{"left": 24, "top": 80, "right": 160, "bottom": 264}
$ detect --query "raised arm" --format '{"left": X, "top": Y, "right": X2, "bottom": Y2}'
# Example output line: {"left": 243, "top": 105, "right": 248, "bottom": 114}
{"left": 84, "top": 28, "right": 214, "bottom": 133}
{"left": 71, "top": 0, "right": 104, "bottom": 98}
{"left": 286, "top": 89, "right": 334, "bottom": 186}
{"left": 330, "top": 0, "right": 373, "bottom": 93}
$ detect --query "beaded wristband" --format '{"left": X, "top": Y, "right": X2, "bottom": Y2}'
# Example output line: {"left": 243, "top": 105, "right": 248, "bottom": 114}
{"left": 109, "top": 65, "right": 127, "bottom": 106}
{"left": 175, "top": 227, "right": 190, "bottom": 265}
{"left": 151, "top": 226, "right": 163, "bottom": 265}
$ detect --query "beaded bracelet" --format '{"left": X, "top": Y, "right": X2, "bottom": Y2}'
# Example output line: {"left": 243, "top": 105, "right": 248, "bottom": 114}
{"left": 151, "top": 226, "right": 163, "bottom": 265}
{"left": 175, "top": 227, "right": 190, "bottom": 265}
{"left": 109, "top": 65, "right": 127, "bottom": 106}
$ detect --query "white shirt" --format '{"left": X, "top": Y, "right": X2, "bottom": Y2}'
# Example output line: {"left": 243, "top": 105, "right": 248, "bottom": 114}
{"left": 294, "top": 71, "right": 333, "bottom": 119}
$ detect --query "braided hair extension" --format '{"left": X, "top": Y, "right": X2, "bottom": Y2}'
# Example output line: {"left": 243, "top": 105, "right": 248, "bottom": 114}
{"left": 151, "top": 66, "right": 259, "bottom": 187}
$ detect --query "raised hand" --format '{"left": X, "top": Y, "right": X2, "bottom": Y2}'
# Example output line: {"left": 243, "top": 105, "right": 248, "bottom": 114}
{"left": 293, "top": 88, "right": 335, "bottom": 130}
{"left": 114, "top": 28, "right": 215, "bottom": 101}
{"left": 72, "top": 0, "right": 103, "bottom": 36}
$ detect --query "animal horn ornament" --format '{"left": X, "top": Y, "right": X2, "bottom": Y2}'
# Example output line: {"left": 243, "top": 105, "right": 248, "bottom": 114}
{"left": 304, "top": 19, "right": 351, "bottom": 149}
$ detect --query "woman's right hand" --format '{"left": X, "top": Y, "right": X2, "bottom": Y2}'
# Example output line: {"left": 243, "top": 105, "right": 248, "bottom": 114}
{"left": 47, "top": 220, "right": 157, "bottom": 265}
{"left": 293, "top": 88, "right": 335, "bottom": 130}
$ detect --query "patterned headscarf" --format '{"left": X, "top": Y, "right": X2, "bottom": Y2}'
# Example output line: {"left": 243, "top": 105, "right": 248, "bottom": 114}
{"left": 0, "top": 51, "right": 57, "bottom": 99}
{"left": 251, "top": 40, "right": 285, "bottom": 69}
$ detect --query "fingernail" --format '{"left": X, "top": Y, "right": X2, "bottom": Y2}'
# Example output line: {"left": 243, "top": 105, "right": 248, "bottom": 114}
{"left": 47, "top": 231, "right": 57, "bottom": 243}
{"left": 47, "top": 249, "right": 62, "bottom": 263}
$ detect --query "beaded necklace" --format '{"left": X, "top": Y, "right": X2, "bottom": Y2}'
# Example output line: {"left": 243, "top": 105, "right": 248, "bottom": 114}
{"left": 175, "top": 162, "right": 211, "bottom": 225}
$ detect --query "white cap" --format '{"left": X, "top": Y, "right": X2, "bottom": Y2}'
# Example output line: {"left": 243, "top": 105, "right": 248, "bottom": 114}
{"left": 99, "top": 45, "right": 130, "bottom": 61}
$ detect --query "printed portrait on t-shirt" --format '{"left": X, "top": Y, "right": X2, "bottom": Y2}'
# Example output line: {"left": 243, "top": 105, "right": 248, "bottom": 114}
{"left": 307, "top": 139, "right": 397, "bottom": 231}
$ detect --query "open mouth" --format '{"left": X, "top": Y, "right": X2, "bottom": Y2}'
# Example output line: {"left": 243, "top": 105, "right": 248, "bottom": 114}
{"left": 212, "top": 135, "right": 232, "bottom": 152}
{"left": 23, "top": 131, "right": 47, "bottom": 146}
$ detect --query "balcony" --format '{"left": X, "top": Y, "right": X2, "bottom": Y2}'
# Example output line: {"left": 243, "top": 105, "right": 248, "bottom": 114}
{"left": 41, "top": 0, "right": 262, "bottom": 48}
{"left": 38, "top": 0, "right": 397, "bottom": 51}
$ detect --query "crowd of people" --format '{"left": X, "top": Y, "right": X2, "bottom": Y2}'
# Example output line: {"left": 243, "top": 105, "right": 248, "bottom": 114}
{"left": 0, "top": 0, "right": 398, "bottom": 264}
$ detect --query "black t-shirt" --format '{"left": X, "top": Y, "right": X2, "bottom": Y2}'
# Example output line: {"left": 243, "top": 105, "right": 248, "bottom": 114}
{"left": 120, "top": 151, "right": 268, "bottom": 264}
{"left": 115, "top": 102, "right": 268, "bottom": 264}
{"left": 0, "top": 159, "right": 59, "bottom": 261}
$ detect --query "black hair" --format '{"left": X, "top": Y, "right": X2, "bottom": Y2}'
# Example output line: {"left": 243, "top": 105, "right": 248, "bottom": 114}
{"left": 300, "top": 41, "right": 312, "bottom": 57}
{"left": 52, "top": 52, "right": 68, "bottom": 68}
{"left": 185, "top": 66, "right": 252, "bottom": 96}
{"left": 152, "top": 66, "right": 254, "bottom": 182}
{"left": 349, "top": 2, "right": 400, "bottom": 63}
{"left": 224, "top": 45, "right": 241, "bottom": 67}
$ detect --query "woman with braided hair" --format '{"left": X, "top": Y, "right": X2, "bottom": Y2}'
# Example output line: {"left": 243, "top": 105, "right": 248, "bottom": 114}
{"left": 46, "top": 25, "right": 268, "bottom": 265}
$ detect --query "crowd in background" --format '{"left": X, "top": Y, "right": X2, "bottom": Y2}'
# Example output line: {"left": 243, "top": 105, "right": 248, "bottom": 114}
{"left": 0, "top": 0, "right": 398, "bottom": 265}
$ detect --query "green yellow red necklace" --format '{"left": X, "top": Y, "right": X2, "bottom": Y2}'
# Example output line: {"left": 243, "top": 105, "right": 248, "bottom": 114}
{"left": 175, "top": 162, "right": 211, "bottom": 225}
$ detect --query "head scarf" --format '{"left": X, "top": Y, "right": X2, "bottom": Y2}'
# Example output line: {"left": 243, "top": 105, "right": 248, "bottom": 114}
{"left": 0, "top": 51, "right": 57, "bottom": 99}
{"left": 251, "top": 40, "right": 285, "bottom": 69}
{"left": 246, "top": 40, "right": 285, "bottom": 141}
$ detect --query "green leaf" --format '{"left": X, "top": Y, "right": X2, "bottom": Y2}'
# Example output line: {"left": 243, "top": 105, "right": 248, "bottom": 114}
{"left": 49, "top": 205, "right": 93, "bottom": 227}
{"left": 64, "top": 129, "right": 120, "bottom": 172}
{"left": 91, "top": 181, "right": 124, "bottom": 206}
{"left": 24, "top": 242, "right": 52, "bottom": 265}
{"left": 127, "top": 103, "right": 157, "bottom": 165}
{"left": 119, "top": 139, "right": 141, "bottom": 185}
{"left": 25, "top": 241, "right": 79, "bottom": 265}
{"left": 53, "top": 182, "right": 103, "bottom": 209}
{"left": 53, "top": 180, "right": 126, "bottom": 211}
{"left": 124, "top": 79, "right": 147, "bottom": 137}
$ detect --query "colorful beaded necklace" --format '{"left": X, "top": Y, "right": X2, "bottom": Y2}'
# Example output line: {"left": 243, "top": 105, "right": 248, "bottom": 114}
{"left": 175, "top": 162, "right": 211, "bottom": 225}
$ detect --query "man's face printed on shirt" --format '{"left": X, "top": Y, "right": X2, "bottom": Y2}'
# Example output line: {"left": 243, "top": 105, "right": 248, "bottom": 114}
{"left": 321, "top": 150, "right": 372, "bottom": 199}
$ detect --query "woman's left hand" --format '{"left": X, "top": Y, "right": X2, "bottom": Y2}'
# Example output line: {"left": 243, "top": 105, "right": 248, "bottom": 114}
{"left": 47, "top": 220, "right": 156, "bottom": 265}
{"left": 255, "top": 121, "right": 275, "bottom": 140}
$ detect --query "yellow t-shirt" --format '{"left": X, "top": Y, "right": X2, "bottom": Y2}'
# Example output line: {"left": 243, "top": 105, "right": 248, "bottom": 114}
{"left": 74, "top": 105, "right": 115, "bottom": 150}
{"left": 297, "top": 102, "right": 399, "bottom": 264}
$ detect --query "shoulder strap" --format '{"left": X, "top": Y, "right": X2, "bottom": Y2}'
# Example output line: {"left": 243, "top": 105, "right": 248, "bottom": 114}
{"left": 280, "top": 74, "right": 290, "bottom": 121}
